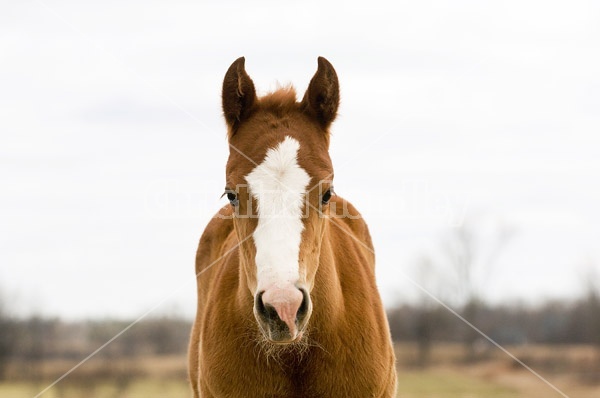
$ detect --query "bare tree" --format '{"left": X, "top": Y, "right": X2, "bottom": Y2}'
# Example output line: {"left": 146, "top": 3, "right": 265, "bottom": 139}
{"left": 0, "top": 290, "right": 16, "bottom": 379}
{"left": 442, "top": 217, "right": 515, "bottom": 361}
{"left": 409, "top": 254, "right": 458, "bottom": 367}
{"left": 413, "top": 255, "right": 436, "bottom": 366}
{"left": 581, "top": 268, "right": 600, "bottom": 347}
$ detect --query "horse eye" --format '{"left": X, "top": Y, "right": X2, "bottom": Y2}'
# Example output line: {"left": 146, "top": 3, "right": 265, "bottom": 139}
{"left": 226, "top": 191, "right": 238, "bottom": 206}
{"left": 321, "top": 189, "right": 332, "bottom": 205}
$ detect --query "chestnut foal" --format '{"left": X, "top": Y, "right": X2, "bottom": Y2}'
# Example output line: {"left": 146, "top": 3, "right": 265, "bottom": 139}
{"left": 189, "top": 57, "right": 396, "bottom": 398}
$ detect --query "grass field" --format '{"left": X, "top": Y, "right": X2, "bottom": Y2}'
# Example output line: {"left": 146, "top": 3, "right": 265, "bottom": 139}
{"left": 2, "top": 344, "right": 599, "bottom": 397}
{"left": 0, "top": 372, "right": 520, "bottom": 398}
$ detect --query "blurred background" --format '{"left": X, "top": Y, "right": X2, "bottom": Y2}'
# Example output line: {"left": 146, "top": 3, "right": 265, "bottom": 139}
{"left": 1, "top": 0, "right": 599, "bottom": 397}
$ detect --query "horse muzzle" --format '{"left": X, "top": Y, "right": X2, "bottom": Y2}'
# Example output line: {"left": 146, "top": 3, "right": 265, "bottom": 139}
{"left": 254, "top": 285, "right": 311, "bottom": 344}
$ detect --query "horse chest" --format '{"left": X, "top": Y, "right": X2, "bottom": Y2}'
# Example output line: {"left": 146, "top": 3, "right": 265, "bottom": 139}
{"left": 200, "top": 342, "right": 386, "bottom": 398}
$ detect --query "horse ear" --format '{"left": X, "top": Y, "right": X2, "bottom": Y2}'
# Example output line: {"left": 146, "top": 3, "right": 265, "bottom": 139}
{"left": 301, "top": 57, "right": 340, "bottom": 128}
{"left": 222, "top": 57, "right": 256, "bottom": 132}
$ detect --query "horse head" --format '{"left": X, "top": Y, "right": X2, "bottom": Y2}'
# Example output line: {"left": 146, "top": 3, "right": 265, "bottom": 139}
{"left": 221, "top": 57, "right": 339, "bottom": 344}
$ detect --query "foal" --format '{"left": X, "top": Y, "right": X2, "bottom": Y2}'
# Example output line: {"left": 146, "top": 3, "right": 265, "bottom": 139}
{"left": 189, "top": 57, "right": 396, "bottom": 397}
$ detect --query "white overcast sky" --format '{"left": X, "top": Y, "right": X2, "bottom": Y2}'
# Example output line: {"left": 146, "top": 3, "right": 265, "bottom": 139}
{"left": 1, "top": 0, "right": 599, "bottom": 319}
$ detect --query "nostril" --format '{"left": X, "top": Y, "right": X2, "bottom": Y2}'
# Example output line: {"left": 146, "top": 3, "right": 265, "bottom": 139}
{"left": 263, "top": 303, "right": 278, "bottom": 321}
{"left": 297, "top": 288, "right": 310, "bottom": 321}
{"left": 255, "top": 291, "right": 278, "bottom": 321}
{"left": 254, "top": 291, "right": 264, "bottom": 315}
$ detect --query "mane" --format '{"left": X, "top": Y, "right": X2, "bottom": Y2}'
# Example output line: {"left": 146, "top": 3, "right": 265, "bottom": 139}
{"left": 257, "top": 85, "right": 298, "bottom": 115}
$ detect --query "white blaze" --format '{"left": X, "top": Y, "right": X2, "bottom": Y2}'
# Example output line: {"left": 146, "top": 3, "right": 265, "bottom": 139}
{"left": 245, "top": 136, "right": 310, "bottom": 291}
